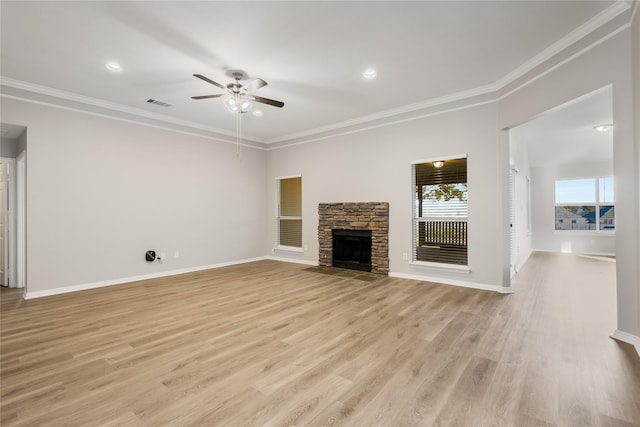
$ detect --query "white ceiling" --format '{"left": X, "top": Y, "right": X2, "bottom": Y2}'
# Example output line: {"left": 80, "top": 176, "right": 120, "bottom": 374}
{"left": 512, "top": 87, "right": 613, "bottom": 168}
{"left": 0, "top": 1, "right": 625, "bottom": 144}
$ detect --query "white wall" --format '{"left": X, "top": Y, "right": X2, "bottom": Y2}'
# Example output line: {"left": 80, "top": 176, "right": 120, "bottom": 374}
{"left": 0, "top": 98, "right": 267, "bottom": 294}
{"left": 531, "top": 161, "right": 615, "bottom": 255}
{"left": 267, "top": 102, "right": 506, "bottom": 291}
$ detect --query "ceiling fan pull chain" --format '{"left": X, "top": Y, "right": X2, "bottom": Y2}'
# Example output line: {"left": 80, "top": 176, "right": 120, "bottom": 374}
{"left": 236, "top": 109, "right": 241, "bottom": 157}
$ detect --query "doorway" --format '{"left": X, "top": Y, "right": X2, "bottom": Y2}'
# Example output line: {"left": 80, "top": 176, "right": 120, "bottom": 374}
{"left": 0, "top": 158, "right": 16, "bottom": 287}
{"left": 1, "top": 122, "right": 27, "bottom": 292}
{"left": 507, "top": 87, "right": 615, "bottom": 320}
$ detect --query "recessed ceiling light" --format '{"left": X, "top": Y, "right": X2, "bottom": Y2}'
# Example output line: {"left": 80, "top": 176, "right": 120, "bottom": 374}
{"left": 252, "top": 110, "right": 263, "bottom": 118}
{"left": 105, "top": 62, "right": 122, "bottom": 72}
{"left": 593, "top": 124, "right": 613, "bottom": 132}
{"left": 363, "top": 68, "right": 377, "bottom": 79}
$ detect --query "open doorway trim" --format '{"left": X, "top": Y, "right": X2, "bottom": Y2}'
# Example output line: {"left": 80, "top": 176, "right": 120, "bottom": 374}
{"left": 0, "top": 155, "right": 26, "bottom": 293}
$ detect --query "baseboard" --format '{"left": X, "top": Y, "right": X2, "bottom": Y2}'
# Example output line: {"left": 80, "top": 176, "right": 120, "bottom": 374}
{"left": 515, "top": 249, "right": 533, "bottom": 272}
{"left": 389, "top": 271, "right": 513, "bottom": 294}
{"left": 533, "top": 248, "right": 616, "bottom": 257}
{"left": 24, "top": 256, "right": 269, "bottom": 300}
{"left": 265, "top": 255, "right": 318, "bottom": 266}
{"left": 610, "top": 329, "right": 640, "bottom": 358}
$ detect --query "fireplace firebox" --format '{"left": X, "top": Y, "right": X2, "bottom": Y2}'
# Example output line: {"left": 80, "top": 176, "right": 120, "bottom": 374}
{"left": 332, "top": 229, "right": 372, "bottom": 272}
{"left": 318, "top": 202, "right": 388, "bottom": 275}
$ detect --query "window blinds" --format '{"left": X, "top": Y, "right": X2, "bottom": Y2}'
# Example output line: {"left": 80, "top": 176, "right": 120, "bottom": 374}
{"left": 278, "top": 177, "right": 302, "bottom": 248}
{"left": 413, "top": 157, "right": 468, "bottom": 266}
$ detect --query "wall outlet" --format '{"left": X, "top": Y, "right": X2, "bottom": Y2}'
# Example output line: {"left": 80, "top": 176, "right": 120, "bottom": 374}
{"left": 174, "top": 250, "right": 180, "bottom": 259}
{"left": 402, "top": 252, "right": 408, "bottom": 261}
{"left": 160, "top": 252, "right": 167, "bottom": 260}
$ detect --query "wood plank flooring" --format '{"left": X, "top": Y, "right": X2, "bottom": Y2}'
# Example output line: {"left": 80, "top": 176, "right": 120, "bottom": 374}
{"left": 1, "top": 252, "right": 639, "bottom": 426}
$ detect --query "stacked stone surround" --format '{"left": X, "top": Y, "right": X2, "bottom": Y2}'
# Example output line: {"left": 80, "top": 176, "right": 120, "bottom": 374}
{"left": 318, "top": 202, "right": 389, "bottom": 275}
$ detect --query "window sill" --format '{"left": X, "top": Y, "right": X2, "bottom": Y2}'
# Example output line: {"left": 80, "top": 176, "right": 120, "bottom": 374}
{"left": 553, "top": 230, "right": 615, "bottom": 237}
{"left": 410, "top": 261, "right": 471, "bottom": 273}
{"left": 274, "top": 245, "right": 305, "bottom": 253}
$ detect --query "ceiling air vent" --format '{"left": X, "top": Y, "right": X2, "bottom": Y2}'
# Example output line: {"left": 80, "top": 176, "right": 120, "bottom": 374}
{"left": 146, "top": 99, "right": 172, "bottom": 108}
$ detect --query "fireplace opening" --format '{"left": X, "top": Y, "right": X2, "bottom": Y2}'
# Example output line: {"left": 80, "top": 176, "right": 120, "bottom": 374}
{"left": 332, "top": 229, "right": 372, "bottom": 272}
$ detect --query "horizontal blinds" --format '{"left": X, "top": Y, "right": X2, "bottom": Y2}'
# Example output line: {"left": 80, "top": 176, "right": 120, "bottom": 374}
{"left": 415, "top": 157, "right": 467, "bottom": 186}
{"left": 280, "top": 177, "right": 301, "bottom": 216}
{"left": 279, "top": 219, "right": 302, "bottom": 247}
{"left": 278, "top": 177, "right": 302, "bottom": 248}
{"left": 413, "top": 158, "right": 468, "bottom": 266}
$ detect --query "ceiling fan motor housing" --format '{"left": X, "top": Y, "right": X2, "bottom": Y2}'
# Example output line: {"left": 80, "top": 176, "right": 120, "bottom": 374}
{"left": 225, "top": 69, "right": 249, "bottom": 81}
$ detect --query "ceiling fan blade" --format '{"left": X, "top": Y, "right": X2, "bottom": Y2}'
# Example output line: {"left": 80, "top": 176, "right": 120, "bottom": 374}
{"left": 245, "top": 78, "right": 268, "bottom": 90}
{"left": 247, "top": 94, "right": 284, "bottom": 108}
{"left": 193, "top": 74, "right": 225, "bottom": 90}
{"left": 191, "top": 94, "right": 224, "bottom": 100}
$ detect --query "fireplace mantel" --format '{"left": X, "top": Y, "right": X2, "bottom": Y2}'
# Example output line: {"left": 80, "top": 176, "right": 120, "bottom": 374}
{"left": 318, "top": 202, "right": 389, "bottom": 275}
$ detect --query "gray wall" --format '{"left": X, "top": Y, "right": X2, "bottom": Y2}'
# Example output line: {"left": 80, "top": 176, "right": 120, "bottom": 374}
{"left": 1, "top": 138, "right": 19, "bottom": 158}
{"left": 0, "top": 98, "right": 268, "bottom": 293}
{"left": 267, "top": 102, "right": 504, "bottom": 290}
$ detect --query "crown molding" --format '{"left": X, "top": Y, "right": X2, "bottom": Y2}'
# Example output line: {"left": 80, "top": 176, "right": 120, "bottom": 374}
{"left": 631, "top": 0, "right": 639, "bottom": 23}
{"left": 266, "top": 98, "right": 497, "bottom": 151}
{"left": 261, "top": 1, "right": 631, "bottom": 145}
{"left": 0, "top": 93, "right": 268, "bottom": 151}
{"left": 1, "top": 1, "right": 632, "bottom": 148}
{"left": 264, "top": 82, "right": 498, "bottom": 145}
{"left": 0, "top": 76, "right": 264, "bottom": 144}
{"left": 495, "top": 1, "right": 631, "bottom": 89}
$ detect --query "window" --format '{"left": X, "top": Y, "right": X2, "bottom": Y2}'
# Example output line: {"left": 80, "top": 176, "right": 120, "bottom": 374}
{"left": 277, "top": 176, "right": 302, "bottom": 248}
{"left": 554, "top": 177, "right": 614, "bottom": 231}
{"left": 412, "top": 156, "right": 468, "bottom": 266}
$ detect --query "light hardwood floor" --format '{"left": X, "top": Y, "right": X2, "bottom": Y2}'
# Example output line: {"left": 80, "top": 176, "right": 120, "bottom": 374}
{"left": 1, "top": 252, "right": 639, "bottom": 426}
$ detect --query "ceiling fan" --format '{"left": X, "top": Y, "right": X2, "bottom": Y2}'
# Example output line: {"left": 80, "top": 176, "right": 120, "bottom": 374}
{"left": 191, "top": 69, "right": 284, "bottom": 113}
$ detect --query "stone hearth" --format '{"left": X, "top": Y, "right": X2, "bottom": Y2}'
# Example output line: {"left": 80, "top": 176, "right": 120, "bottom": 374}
{"left": 318, "top": 202, "right": 389, "bottom": 275}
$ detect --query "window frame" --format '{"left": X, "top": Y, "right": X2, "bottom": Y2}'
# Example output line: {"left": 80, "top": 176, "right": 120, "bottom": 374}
{"left": 553, "top": 176, "right": 615, "bottom": 233}
{"left": 410, "top": 154, "right": 470, "bottom": 270}
{"left": 275, "top": 175, "right": 303, "bottom": 252}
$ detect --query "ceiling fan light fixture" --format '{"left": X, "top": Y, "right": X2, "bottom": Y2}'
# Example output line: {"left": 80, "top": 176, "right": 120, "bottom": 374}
{"left": 224, "top": 96, "right": 250, "bottom": 114}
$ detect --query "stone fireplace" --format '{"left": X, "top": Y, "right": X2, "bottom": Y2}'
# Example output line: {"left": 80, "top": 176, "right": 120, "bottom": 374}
{"left": 318, "top": 202, "right": 389, "bottom": 275}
